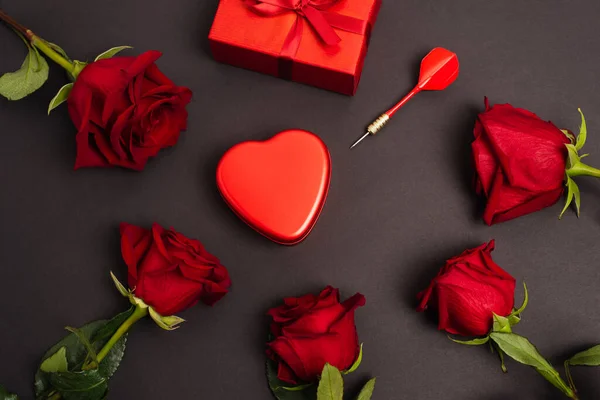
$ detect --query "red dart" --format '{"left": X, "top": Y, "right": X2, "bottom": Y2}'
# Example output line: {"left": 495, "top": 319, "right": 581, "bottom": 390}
{"left": 350, "top": 47, "right": 459, "bottom": 149}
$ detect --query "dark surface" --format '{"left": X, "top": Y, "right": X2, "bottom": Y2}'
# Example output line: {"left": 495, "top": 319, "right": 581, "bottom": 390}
{"left": 1, "top": 1, "right": 600, "bottom": 399}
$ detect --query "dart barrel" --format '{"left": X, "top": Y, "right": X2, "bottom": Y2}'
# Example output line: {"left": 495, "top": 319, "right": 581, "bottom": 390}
{"left": 367, "top": 113, "right": 390, "bottom": 135}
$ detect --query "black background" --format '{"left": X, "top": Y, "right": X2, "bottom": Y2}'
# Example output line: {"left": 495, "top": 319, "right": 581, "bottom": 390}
{"left": 1, "top": 1, "right": 600, "bottom": 399}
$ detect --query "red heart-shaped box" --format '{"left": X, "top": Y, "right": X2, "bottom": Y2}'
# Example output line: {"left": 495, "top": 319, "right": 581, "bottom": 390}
{"left": 216, "top": 130, "right": 331, "bottom": 245}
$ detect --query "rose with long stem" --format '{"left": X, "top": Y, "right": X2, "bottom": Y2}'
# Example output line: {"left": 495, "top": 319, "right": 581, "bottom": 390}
{"left": 418, "top": 241, "right": 579, "bottom": 399}
{"left": 15, "top": 223, "right": 231, "bottom": 400}
{"left": 0, "top": 9, "right": 193, "bottom": 171}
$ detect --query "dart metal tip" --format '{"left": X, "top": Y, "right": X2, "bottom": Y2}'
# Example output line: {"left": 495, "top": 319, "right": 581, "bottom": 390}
{"left": 350, "top": 132, "right": 370, "bottom": 149}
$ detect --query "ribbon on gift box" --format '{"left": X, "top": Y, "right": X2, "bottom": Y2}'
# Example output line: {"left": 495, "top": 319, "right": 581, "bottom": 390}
{"left": 246, "top": 0, "right": 372, "bottom": 79}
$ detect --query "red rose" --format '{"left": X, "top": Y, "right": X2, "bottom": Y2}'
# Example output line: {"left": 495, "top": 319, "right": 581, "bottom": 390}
{"left": 472, "top": 99, "right": 570, "bottom": 225}
{"left": 68, "top": 50, "right": 192, "bottom": 171}
{"left": 417, "top": 240, "right": 516, "bottom": 336}
{"left": 267, "top": 287, "right": 365, "bottom": 384}
{"left": 120, "top": 223, "right": 231, "bottom": 316}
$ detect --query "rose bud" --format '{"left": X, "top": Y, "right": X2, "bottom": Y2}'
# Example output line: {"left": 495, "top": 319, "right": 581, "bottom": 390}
{"left": 68, "top": 50, "right": 192, "bottom": 171}
{"left": 120, "top": 222, "right": 231, "bottom": 316}
{"left": 417, "top": 240, "right": 516, "bottom": 336}
{"left": 267, "top": 286, "right": 365, "bottom": 385}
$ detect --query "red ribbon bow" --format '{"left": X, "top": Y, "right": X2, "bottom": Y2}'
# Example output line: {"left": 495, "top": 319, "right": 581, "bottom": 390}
{"left": 246, "top": 0, "right": 368, "bottom": 59}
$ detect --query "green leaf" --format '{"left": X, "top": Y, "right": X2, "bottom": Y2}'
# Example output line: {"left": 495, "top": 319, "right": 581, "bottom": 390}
{"left": 94, "top": 46, "right": 132, "bottom": 62}
{"left": 96, "top": 334, "right": 126, "bottom": 380}
{"left": 65, "top": 327, "right": 98, "bottom": 366}
{"left": 492, "top": 314, "right": 512, "bottom": 333}
{"left": 49, "top": 369, "right": 107, "bottom": 400}
{"left": 560, "top": 177, "right": 580, "bottom": 218}
{"left": 449, "top": 336, "right": 490, "bottom": 346}
{"left": 266, "top": 359, "right": 316, "bottom": 400}
{"left": 0, "top": 40, "right": 49, "bottom": 100}
{"left": 34, "top": 311, "right": 132, "bottom": 399}
{"left": 40, "top": 347, "right": 69, "bottom": 373}
{"left": 575, "top": 108, "right": 587, "bottom": 151}
{"left": 48, "top": 83, "right": 73, "bottom": 114}
{"left": 0, "top": 384, "right": 19, "bottom": 400}
{"left": 567, "top": 344, "right": 600, "bottom": 367}
{"left": 344, "top": 344, "right": 363, "bottom": 374}
{"left": 91, "top": 307, "right": 134, "bottom": 344}
{"left": 490, "top": 332, "right": 575, "bottom": 397}
{"left": 317, "top": 364, "right": 343, "bottom": 400}
{"left": 356, "top": 378, "right": 376, "bottom": 400}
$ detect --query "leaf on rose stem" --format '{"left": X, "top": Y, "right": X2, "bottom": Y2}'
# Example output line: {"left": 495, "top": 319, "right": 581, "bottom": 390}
{"left": 40, "top": 347, "right": 68, "bottom": 373}
{"left": 266, "top": 359, "right": 316, "bottom": 400}
{"left": 560, "top": 177, "right": 581, "bottom": 219}
{"left": 448, "top": 336, "right": 489, "bottom": 346}
{"left": 567, "top": 344, "right": 600, "bottom": 367}
{"left": 489, "top": 332, "right": 575, "bottom": 398}
{"left": 34, "top": 310, "right": 132, "bottom": 399}
{"left": 65, "top": 326, "right": 98, "bottom": 366}
{"left": 356, "top": 378, "right": 376, "bottom": 400}
{"left": 49, "top": 369, "right": 108, "bottom": 400}
{"left": 344, "top": 343, "right": 363, "bottom": 374}
{"left": 0, "top": 33, "right": 49, "bottom": 101}
{"left": 48, "top": 83, "right": 73, "bottom": 114}
{"left": 317, "top": 364, "right": 343, "bottom": 400}
{"left": 90, "top": 307, "right": 134, "bottom": 344}
{"left": 94, "top": 46, "right": 133, "bottom": 62}
{"left": 0, "top": 385, "right": 19, "bottom": 400}
{"left": 575, "top": 108, "right": 587, "bottom": 151}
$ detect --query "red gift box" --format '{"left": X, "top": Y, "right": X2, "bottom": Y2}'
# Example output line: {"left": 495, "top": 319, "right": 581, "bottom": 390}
{"left": 209, "top": 0, "right": 382, "bottom": 95}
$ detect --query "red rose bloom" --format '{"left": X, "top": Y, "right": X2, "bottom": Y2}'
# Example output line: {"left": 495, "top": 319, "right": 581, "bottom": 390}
{"left": 120, "top": 223, "right": 231, "bottom": 316}
{"left": 417, "top": 240, "right": 516, "bottom": 337}
{"left": 267, "top": 287, "right": 365, "bottom": 384}
{"left": 68, "top": 50, "right": 192, "bottom": 171}
{"left": 472, "top": 99, "right": 570, "bottom": 225}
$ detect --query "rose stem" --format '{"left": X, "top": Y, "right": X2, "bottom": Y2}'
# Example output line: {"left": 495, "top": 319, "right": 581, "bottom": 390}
{"left": 567, "top": 162, "right": 600, "bottom": 179}
{"left": 44, "top": 308, "right": 148, "bottom": 399}
{"left": 0, "top": 8, "right": 75, "bottom": 73}
{"left": 83, "top": 306, "right": 149, "bottom": 371}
